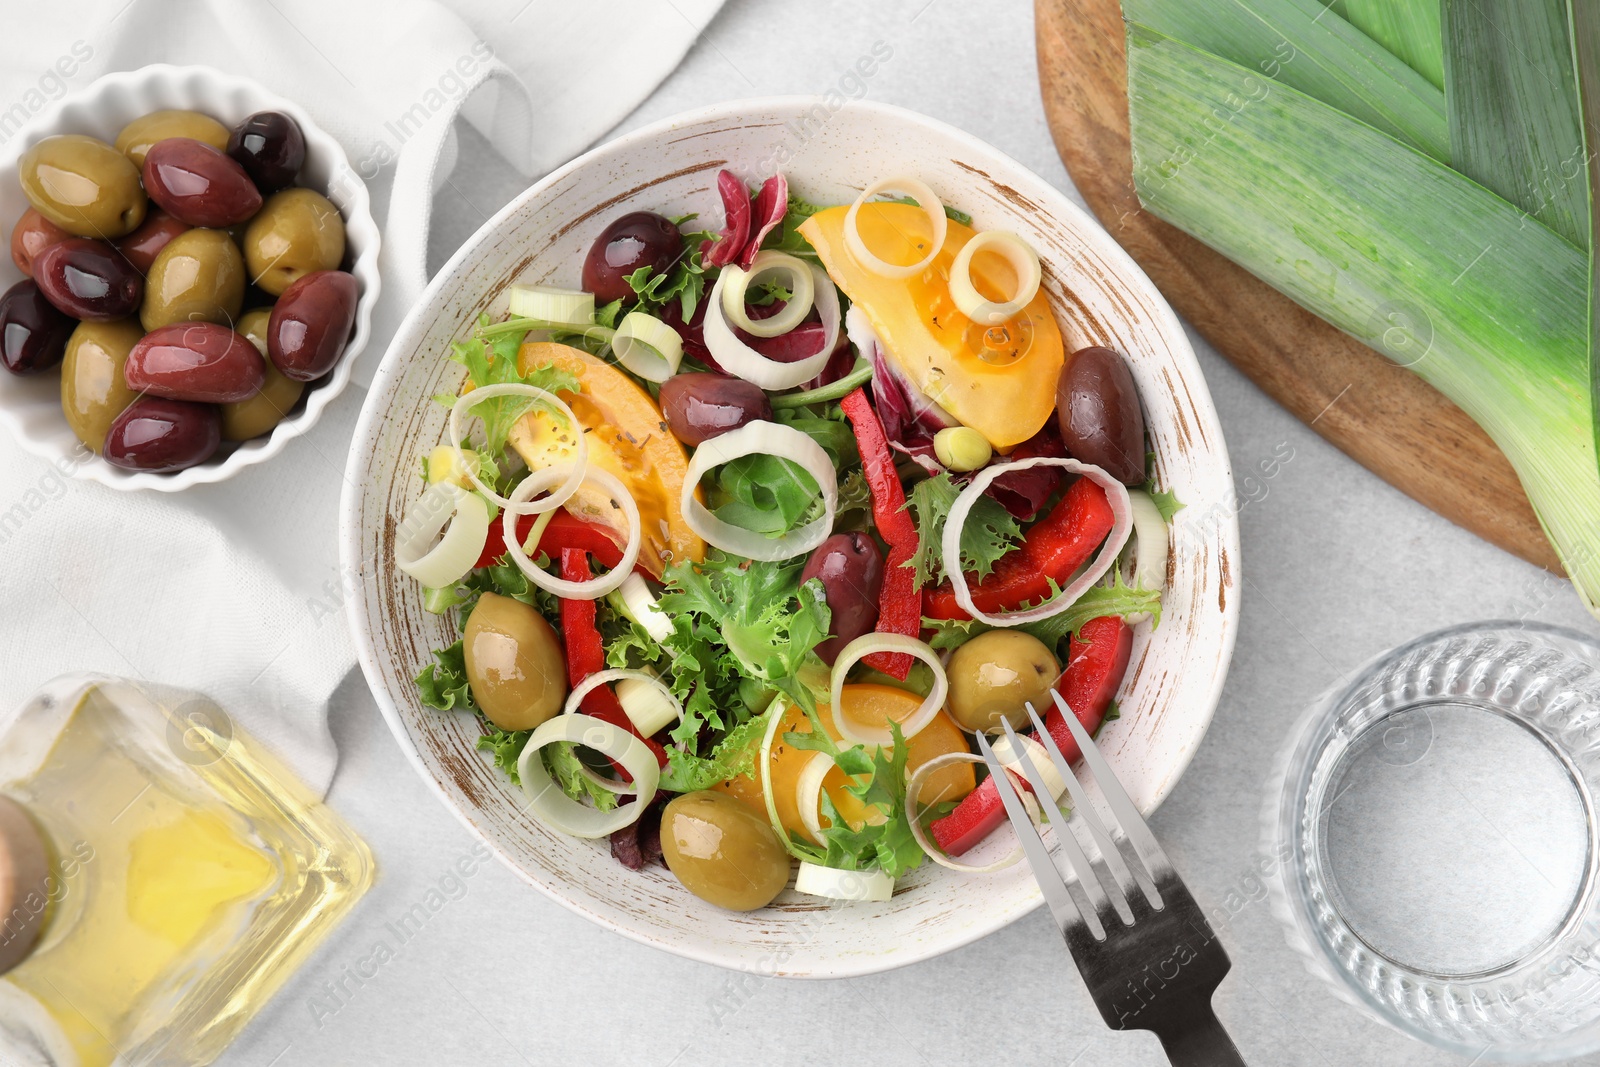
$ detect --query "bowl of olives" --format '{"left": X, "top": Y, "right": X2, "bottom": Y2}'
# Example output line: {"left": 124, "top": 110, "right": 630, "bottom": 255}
{"left": 0, "top": 64, "right": 380, "bottom": 489}
{"left": 343, "top": 99, "right": 1240, "bottom": 975}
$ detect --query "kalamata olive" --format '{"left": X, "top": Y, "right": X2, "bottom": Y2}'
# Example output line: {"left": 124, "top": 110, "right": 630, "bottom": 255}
{"left": 10, "top": 209, "right": 71, "bottom": 277}
{"left": 582, "top": 211, "right": 681, "bottom": 305}
{"left": 115, "top": 211, "right": 189, "bottom": 275}
{"left": 660, "top": 791, "right": 790, "bottom": 912}
{"left": 103, "top": 397, "right": 221, "bottom": 472}
{"left": 658, "top": 372, "right": 772, "bottom": 446}
{"left": 243, "top": 188, "right": 345, "bottom": 296}
{"left": 227, "top": 111, "right": 305, "bottom": 193}
{"left": 140, "top": 228, "right": 245, "bottom": 331}
{"left": 463, "top": 592, "right": 567, "bottom": 731}
{"left": 61, "top": 318, "right": 142, "bottom": 453}
{"left": 142, "top": 138, "right": 263, "bottom": 228}
{"left": 124, "top": 322, "right": 266, "bottom": 403}
{"left": 800, "top": 531, "right": 885, "bottom": 665}
{"left": 19, "top": 134, "right": 147, "bottom": 238}
{"left": 1056, "top": 345, "right": 1146, "bottom": 485}
{"left": 268, "top": 269, "right": 357, "bottom": 381}
{"left": 33, "top": 238, "right": 143, "bottom": 321}
{"left": 0, "top": 279, "right": 75, "bottom": 375}
{"left": 114, "top": 110, "right": 230, "bottom": 169}
{"left": 221, "top": 308, "right": 305, "bottom": 441}
{"left": 946, "top": 631, "right": 1060, "bottom": 733}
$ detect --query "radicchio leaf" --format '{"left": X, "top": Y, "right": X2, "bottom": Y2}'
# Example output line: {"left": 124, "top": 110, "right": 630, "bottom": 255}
{"left": 703, "top": 169, "right": 753, "bottom": 268}
{"left": 741, "top": 174, "right": 789, "bottom": 269}
{"left": 989, "top": 428, "right": 1067, "bottom": 520}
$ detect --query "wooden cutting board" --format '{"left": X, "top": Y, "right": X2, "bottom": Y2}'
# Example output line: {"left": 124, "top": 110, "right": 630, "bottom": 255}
{"left": 1034, "top": 0, "right": 1563, "bottom": 572}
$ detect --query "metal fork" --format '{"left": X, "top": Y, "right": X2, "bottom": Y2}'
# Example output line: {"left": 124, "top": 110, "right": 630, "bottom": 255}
{"left": 974, "top": 691, "right": 1246, "bottom": 1066}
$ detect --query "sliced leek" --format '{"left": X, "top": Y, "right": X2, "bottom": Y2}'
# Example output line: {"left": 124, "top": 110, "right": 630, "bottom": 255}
{"left": 948, "top": 231, "right": 1041, "bottom": 325}
{"left": 509, "top": 284, "right": 594, "bottom": 327}
{"left": 395, "top": 483, "right": 490, "bottom": 588}
{"left": 612, "top": 312, "right": 683, "bottom": 383}
{"left": 719, "top": 251, "right": 815, "bottom": 337}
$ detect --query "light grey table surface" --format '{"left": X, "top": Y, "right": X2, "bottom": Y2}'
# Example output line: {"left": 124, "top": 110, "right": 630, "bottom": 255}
{"left": 220, "top": 1, "right": 1600, "bottom": 1065}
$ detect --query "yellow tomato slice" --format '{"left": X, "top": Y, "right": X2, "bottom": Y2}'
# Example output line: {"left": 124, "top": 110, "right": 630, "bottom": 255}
{"left": 799, "top": 203, "right": 1064, "bottom": 450}
{"left": 508, "top": 341, "right": 704, "bottom": 577}
{"left": 716, "top": 684, "right": 976, "bottom": 845}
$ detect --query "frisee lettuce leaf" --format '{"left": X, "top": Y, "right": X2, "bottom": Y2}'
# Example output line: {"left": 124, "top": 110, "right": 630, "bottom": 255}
{"left": 542, "top": 740, "right": 621, "bottom": 812}
{"left": 1146, "top": 486, "right": 1185, "bottom": 523}
{"left": 783, "top": 719, "right": 926, "bottom": 877}
{"left": 659, "top": 704, "right": 775, "bottom": 792}
{"left": 448, "top": 316, "right": 582, "bottom": 456}
{"left": 905, "top": 472, "right": 1023, "bottom": 587}
{"left": 922, "top": 570, "right": 1162, "bottom": 653}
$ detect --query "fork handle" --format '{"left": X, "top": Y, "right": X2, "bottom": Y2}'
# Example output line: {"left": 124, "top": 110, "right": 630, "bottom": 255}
{"left": 1152, "top": 1003, "right": 1246, "bottom": 1067}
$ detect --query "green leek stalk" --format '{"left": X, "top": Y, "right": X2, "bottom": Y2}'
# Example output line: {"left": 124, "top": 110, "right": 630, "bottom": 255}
{"left": 1126, "top": 24, "right": 1600, "bottom": 614}
{"left": 1441, "top": 0, "right": 1588, "bottom": 247}
{"left": 1122, "top": 0, "right": 1447, "bottom": 160}
{"left": 1330, "top": 0, "right": 1444, "bottom": 89}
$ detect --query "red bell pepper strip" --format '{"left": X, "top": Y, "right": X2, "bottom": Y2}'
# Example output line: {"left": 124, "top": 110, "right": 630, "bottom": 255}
{"left": 840, "top": 387, "right": 920, "bottom": 679}
{"left": 558, "top": 548, "right": 667, "bottom": 770}
{"left": 476, "top": 510, "right": 639, "bottom": 572}
{"left": 923, "top": 476, "right": 1114, "bottom": 620}
{"left": 930, "top": 617, "right": 1132, "bottom": 856}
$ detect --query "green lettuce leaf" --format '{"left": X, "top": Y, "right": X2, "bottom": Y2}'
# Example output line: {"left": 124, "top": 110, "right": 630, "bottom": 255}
{"left": 905, "top": 472, "right": 1023, "bottom": 588}
{"left": 448, "top": 317, "right": 582, "bottom": 456}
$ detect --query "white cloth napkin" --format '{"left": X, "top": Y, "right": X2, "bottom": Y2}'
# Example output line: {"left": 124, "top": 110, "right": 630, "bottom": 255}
{"left": 0, "top": 0, "right": 722, "bottom": 793}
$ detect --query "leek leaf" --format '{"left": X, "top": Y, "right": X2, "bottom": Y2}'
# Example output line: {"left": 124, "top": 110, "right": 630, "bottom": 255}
{"left": 1126, "top": 23, "right": 1600, "bottom": 612}
{"left": 1441, "top": 0, "right": 1587, "bottom": 248}
{"left": 1122, "top": 0, "right": 1447, "bottom": 160}
{"left": 1571, "top": 0, "right": 1600, "bottom": 464}
{"left": 1331, "top": 0, "right": 1444, "bottom": 90}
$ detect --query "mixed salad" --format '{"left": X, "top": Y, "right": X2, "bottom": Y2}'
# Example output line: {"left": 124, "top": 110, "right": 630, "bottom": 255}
{"left": 405, "top": 170, "right": 1175, "bottom": 911}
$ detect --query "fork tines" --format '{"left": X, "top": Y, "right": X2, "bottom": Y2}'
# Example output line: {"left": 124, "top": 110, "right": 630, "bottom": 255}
{"left": 976, "top": 690, "right": 1239, "bottom": 1053}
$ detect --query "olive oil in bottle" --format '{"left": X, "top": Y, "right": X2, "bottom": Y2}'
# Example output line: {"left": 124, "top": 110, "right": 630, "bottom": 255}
{"left": 0, "top": 676, "right": 374, "bottom": 1066}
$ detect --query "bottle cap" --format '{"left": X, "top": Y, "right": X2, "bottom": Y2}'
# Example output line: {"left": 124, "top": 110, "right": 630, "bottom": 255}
{"left": 0, "top": 796, "right": 50, "bottom": 973}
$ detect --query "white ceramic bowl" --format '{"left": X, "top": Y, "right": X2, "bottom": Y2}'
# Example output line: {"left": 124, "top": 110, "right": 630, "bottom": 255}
{"left": 0, "top": 64, "right": 381, "bottom": 491}
{"left": 342, "top": 98, "right": 1240, "bottom": 976}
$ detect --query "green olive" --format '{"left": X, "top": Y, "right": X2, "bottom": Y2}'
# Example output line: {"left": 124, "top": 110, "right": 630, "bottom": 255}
{"left": 946, "top": 631, "right": 1061, "bottom": 733}
{"left": 114, "top": 110, "right": 230, "bottom": 169}
{"left": 140, "top": 228, "right": 245, "bottom": 331}
{"left": 220, "top": 308, "right": 304, "bottom": 440}
{"left": 19, "top": 134, "right": 147, "bottom": 238}
{"left": 661, "top": 791, "right": 790, "bottom": 911}
{"left": 61, "top": 319, "right": 143, "bottom": 453}
{"left": 243, "top": 188, "right": 345, "bottom": 296}
{"left": 463, "top": 592, "right": 567, "bottom": 731}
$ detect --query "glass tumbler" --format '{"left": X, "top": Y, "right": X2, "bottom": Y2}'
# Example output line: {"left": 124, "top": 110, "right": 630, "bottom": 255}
{"left": 1266, "top": 621, "right": 1600, "bottom": 1061}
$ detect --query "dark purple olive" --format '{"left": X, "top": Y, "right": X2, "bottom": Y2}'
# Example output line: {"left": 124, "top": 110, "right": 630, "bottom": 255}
{"left": 33, "top": 238, "right": 143, "bottom": 321}
{"left": 124, "top": 322, "right": 266, "bottom": 403}
{"left": 800, "top": 532, "right": 885, "bottom": 665}
{"left": 1056, "top": 346, "right": 1146, "bottom": 485}
{"left": 142, "top": 138, "right": 263, "bottom": 228}
{"left": 226, "top": 111, "right": 305, "bottom": 193}
{"left": 658, "top": 372, "right": 771, "bottom": 446}
{"left": 582, "top": 211, "right": 681, "bottom": 304}
{"left": 268, "top": 269, "right": 357, "bottom": 381}
{"left": 115, "top": 210, "right": 189, "bottom": 275}
{"left": 103, "top": 397, "right": 221, "bottom": 471}
{"left": 0, "top": 279, "right": 75, "bottom": 375}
